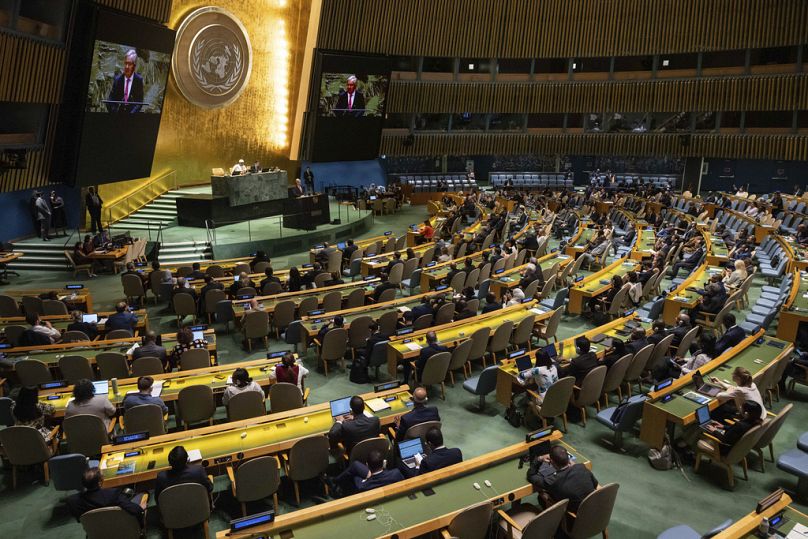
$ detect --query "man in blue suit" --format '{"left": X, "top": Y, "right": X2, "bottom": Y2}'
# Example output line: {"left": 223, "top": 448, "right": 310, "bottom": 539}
{"left": 413, "top": 427, "right": 463, "bottom": 475}
{"left": 106, "top": 302, "right": 138, "bottom": 334}
{"left": 402, "top": 331, "right": 449, "bottom": 384}
{"left": 669, "top": 244, "right": 705, "bottom": 279}
{"left": 337, "top": 450, "right": 403, "bottom": 494}
{"left": 395, "top": 387, "right": 440, "bottom": 440}
{"left": 714, "top": 313, "right": 745, "bottom": 355}
{"left": 410, "top": 296, "right": 434, "bottom": 321}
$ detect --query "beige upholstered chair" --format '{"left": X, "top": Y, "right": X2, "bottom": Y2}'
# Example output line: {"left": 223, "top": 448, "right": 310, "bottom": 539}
{"left": 497, "top": 499, "right": 569, "bottom": 539}
{"left": 177, "top": 384, "right": 216, "bottom": 429}
{"left": 226, "top": 390, "right": 266, "bottom": 421}
{"left": 527, "top": 376, "right": 575, "bottom": 432}
{"left": 158, "top": 483, "right": 212, "bottom": 538}
{"left": 571, "top": 365, "right": 607, "bottom": 426}
{"left": 441, "top": 501, "right": 493, "bottom": 539}
{"left": 96, "top": 352, "right": 130, "bottom": 379}
{"left": 561, "top": 483, "right": 620, "bottom": 538}
{"left": 58, "top": 355, "right": 95, "bottom": 385}
{"left": 123, "top": 404, "right": 166, "bottom": 436}
{"left": 227, "top": 456, "right": 281, "bottom": 516}
{"left": 283, "top": 435, "right": 330, "bottom": 505}
{"left": 80, "top": 506, "right": 144, "bottom": 539}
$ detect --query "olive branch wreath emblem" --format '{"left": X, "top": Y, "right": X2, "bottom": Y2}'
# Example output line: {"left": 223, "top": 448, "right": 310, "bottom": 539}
{"left": 191, "top": 38, "right": 242, "bottom": 94}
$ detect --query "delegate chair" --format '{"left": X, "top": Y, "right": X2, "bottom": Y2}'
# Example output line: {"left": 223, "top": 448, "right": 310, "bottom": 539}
{"left": 42, "top": 299, "right": 68, "bottom": 315}
{"left": 177, "top": 385, "right": 216, "bottom": 429}
{"left": 269, "top": 382, "right": 307, "bottom": 414}
{"left": 158, "top": 483, "right": 212, "bottom": 539}
{"left": 752, "top": 404, "right": 793, "bottom": 472}
{"left": 49, "top": 453, "right": 88, "bottom": 496}
{"left": 441, "top": 501, "right": 493, "bottom": 539}
{"left": 96, "top": 352, "right": 130, "bottom": 379}
{"left": 447, "top": 338, "right": 473, "bottom": 383}
{"left": 595, "top": 395, "right": 647, "bottom": 449}
{"left": 571, "top": 365, "right": 607, "bottom": 427}
{"left": 271, "top": 300, "right": 295, "bottom": 339}
{"left": 415, "top": 351, "right": 451, "bottom": 400}
{"left": 317, "top": 327, "right": 347, "bottom": 376}
{"left": 348, "top": 435, "right": 391, "bottom": 464}
{"left": 131, "top": 356, "right": 164, "bottom": 376}
{"left": 694, "top": 424, "right": 764, "bottom": 488}
{"left": 242, "top": 310, "right": 270, "bottom": 351}
{"left": 227, "top": 456, "right": 281, "bottom": 517}
{"left": 63, "top": 414, "right": 111, "bottom": 458}
{"left": 0, "top": 426, "right": 54, "bottom": 488}
{"left": 497, "top": 499, "right": 569, "bottom": 539}
{"left": 15, "top": 359, "right": 53, "bottom": 387}
{"left": 62, "top": 330, "right": 91, "bottom": 343}
{"left": 106, "top": 329, "right": 134, "bottom": 339}
{"left": 3, "top": 324, "right": 25, "bottom": 346}
{"left": 204, "top": 289, "right": 227, "bottom": 324}
{"left": 0, "top": 294, "right": 21, "bottom": 316}
{"left": 600, "top": 354, "right": 632, "bottom": 406}
{"left": 81, "top": 506, "right": 145, "bottom": 539}
{"left": 121, "top": 274, "right": 147, "bottom": 306}
{"left": 123, "top": 404, "right": 166, "bottom": 436}
{"left": 561, "top": 483, "right": 620, "bottom": 539}
{"left": 0, "top": 397, "right": 14, "bottom": 427}
{"left": 179, "top": 348, "right": 211, "bottom": 370}
{"left": 58, "top": 355, "right": 95, "bottom": 385}
{"left": 283, "top": 435, "right": 330, "bottom": 505}
{"left": 527, "top": 376, "right": 575, "bottom": 432}
{"left": 172, "top": 293, "right": 197, "bottom": 326}
{"left": 227, "top": 391, "right": 266, "bottom": 421}
{"left": 462, "top": 365, "right": 499, "bottom": 410}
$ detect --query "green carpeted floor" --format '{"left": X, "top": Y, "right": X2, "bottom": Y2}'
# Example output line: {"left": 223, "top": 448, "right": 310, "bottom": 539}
{"left": 0, "top": 204, "right": 805, "bottom": 538}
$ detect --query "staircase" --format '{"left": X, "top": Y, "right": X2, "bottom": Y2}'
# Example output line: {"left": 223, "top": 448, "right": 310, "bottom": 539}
{"left": 7, "top": 238, "right": 70, "bottom": 271}
{"left": 108, "top": 190, "right": 184, "bottom": 233}
{"left": 158, "top": 241, "right": 213, "bottom": 266}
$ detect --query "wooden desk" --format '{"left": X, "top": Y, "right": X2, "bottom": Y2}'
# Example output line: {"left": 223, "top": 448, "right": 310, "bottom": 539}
{"left": 565, "top": 226, "right": 595, "bottom": 257}
{"left": 712, "top": 493, "right": 808, "bottom": 538}
{"left": 639, "top": 331, "right": 792, "bottom": 449}
{"left": 495, "top": 314, "right": 651, "bottom": 405}
{"left": 309, "top": 234, "right": 393, "bottom": 264}
{"left": 38, "top": 356, "right": 289, "bottom": 417}
{"left": 0, "top": 309, "right": 149, "bottom": 339}
{"left": 231, "top": 279, "right": 380, "bottom": 316}
{"left": 629, "top": 227, "right": 657, "bottom": 260}
{"left": 2, "top": 288, "right": 94, "bottom": 313}
{"left": 661, "top": 265, "right": 723, "bottom": 324}
{"left": 360, "top": 242, "right": 433, "bottom": 277}
{"left": 218, "top": 433, "right": 589, "bottom": 539}
{"left": 776, "top": 269, "right": 806, "bottom": 343}
{"left": 418, "top": 250, "right": 489, "bottom": 291}
{"left": 488, "top": 251, "right": 573, "bottom": 300}
{"left": 162, "top": 257, "right": 253, "bottom": 276}
{"left": 568, "top": 258, "right": 639, "bottom": 315}
{"left": 385, "top": 301, "right": 550, "bottom": 376}
{"left": 297, "top": 290, "right": 452, "bottom": 341}
{"left": 99, "top": 386, "right": 413, "bottom": 487}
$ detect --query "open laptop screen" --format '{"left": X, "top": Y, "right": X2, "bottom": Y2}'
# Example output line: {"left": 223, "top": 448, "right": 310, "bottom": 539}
{"left": 696, "top": 405, "right": 711, "bottom": 426}
{"left": 398, "top": 438, "right": 423, "bottom": 459}
{"left": 82, "top": 313, "right": 98, "bottom": 323}
{"left": 329, "top": 397, "right": 352, "bottom": 418}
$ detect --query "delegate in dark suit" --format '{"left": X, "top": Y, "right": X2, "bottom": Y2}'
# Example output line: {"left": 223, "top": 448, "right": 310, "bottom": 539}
{"left": 154, "top": 464, "right": 212, "bottom": 502}
{"left": 107, "top": 72, "right": 145, "bottom": 113}
{"left": 328, "top": 413, "right": 380, "bottom": 451}
{"left": 418, "top": 446, "right": 463, "bottom": 474}
{"left": 132, "top": 341, "right": 167, "bottom": 365}
{"left": 106, "top": 310, "right": 138, "bottom": 333}
{"left": 558, "top": 351, "right": 599, "bottom": 384}
{"left": 67, "top": 487, "right": 144, "bottom": 522}
{"left": 341, "top": 461, "right": 403, "bottom": 492}
{"left": 335, "top": 90, "right": 366, "bottom": 118}
{"left": 403, "top": 336, "right": 448, "bottom": 383}
{"left": 395, "top": 405, "right": 440, "bottom": 440}
{"left": 715, "top": 325, "right": 745, "bottom": 355}
{"left": 67, "top": 320, "right": 98, "bottom": 340}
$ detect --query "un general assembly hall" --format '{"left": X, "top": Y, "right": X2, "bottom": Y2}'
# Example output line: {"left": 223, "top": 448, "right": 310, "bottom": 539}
{"left": 1, "top": 0, "right": 808, "bottom": 537}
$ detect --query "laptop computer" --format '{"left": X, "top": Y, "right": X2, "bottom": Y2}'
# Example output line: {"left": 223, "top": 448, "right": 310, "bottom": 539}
{"left": 515, "top": 355, "right": 533, "bottom": 374}
{"left": 398, "top": 438, "right": 425, "bottom": 469}
{"left": 542, "top": 344, "right": 558, "bottom": 360}
{"left": 82, "top": 313, "right": 98, "bottom": 324}
{"left": 192, "top": 330, "right": 204, "bottom": 341}
{"left": 691, "top": 371, "right": 722, "bottom": 397}
{"left": 329, "top": 397, "right": 352, "bottom": 418}
{"left": 695, "top": 405, "right": 725, "bottom": 434}
{"left": 92, "top": 380, "right": 109, "bottom": 395}
{"left": 337, "top": 242, "right": 346, "bottom": 250}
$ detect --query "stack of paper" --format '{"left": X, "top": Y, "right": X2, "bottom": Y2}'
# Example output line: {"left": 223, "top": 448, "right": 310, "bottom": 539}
{"left": 405, "top": 342, "right": 422, "bottom": 351}
{"left": 366, "top": 398, "right": 392, "bottom": 412}
{"left": 187, "top": 449, "right": 203, "bottom": 462}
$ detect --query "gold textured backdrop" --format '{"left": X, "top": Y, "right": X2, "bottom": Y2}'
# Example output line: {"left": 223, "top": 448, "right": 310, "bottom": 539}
{"left": 100, "top": 0, "right": 312, "bottom": 203}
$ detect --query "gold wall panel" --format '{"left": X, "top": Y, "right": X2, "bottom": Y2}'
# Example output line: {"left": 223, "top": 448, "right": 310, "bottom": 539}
{"left": 318, "top": 0, "right": 808, "bottom": 58}
{"left": 139, "top": 0, "right": 312, "bottom": 194}
{"left": 387, "top": 74, "right": 808, "bottom": 114}
{"left": 380, "top": 133, "right": 808, "bottom": 162}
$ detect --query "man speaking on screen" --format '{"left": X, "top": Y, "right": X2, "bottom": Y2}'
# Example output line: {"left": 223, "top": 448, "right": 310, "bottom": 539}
{"left": 335, "top": 75, "right": 365, "bottom": 118}
{"left": 107, "top": 49, "right": 144, "bottom": 113}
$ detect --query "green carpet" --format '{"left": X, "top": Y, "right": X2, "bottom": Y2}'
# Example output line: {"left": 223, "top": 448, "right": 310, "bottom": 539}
{"left": 0, "top": 204, "right": 805, "bottom": 538}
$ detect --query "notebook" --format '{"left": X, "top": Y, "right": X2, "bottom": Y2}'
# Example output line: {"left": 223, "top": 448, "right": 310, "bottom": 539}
{"left": 366, "top": 398, "right": 392, "bottom": 413}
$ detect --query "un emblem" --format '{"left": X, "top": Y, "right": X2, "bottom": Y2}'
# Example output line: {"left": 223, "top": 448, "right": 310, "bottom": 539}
{"left": 172, "top": 6, "right": 252, "bottom": 108}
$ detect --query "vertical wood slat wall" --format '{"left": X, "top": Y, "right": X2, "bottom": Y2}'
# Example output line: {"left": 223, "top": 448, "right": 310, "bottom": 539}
{"left": 387, "top": 74, "right": 808, "bottom": 114}
{"left": 318, "top": 0, "right": 808, "bottom": 58}
{"left": 380, "top": 133, "right": 808, "bottom": 162}
{"left": 0, "top": 0, "right": 171, "bottom": 193}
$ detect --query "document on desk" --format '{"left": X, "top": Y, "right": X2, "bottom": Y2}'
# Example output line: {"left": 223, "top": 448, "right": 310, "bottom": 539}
{"left": 787, "top": 523, "right": 808, "bottom": 539}
{"left": 366, "top": 397, "right": 391, "bottom": 413}
{"left": 405, "top": 342, "right": 422, "bottom": 351}
{"left": 187, "top": 449, "right": 203, "bottom": 462}
{"left": 151, "top": 381, "right": 163, "bottom": 397}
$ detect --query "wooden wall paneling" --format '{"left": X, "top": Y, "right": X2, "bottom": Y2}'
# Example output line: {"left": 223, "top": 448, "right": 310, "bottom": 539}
{"left": 379, "top": 132, "right": 808, "bottom": 161}
{"left": 387, "top": 74, "right": 806, "bottom": 115}
{"left": 318, "top": 0, "right": 808, "bottom": 58}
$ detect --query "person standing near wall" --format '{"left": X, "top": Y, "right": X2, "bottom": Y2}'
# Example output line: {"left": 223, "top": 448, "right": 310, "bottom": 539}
{"left": 85, "top": 186, "right": 103, "bottom": 234}
{"left": 35, "top": 192, "right": 51, "bottom": 241}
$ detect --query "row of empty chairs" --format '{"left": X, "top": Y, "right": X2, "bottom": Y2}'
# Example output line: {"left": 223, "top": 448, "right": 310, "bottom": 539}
{"left": 590, "top": 173, "right": 678, "bottom": 189}
{"left": 489, "top": 172, "right": 572, "bottom": 188}
{"left": 396, "top": 174, "right": 478, "bottom": 192}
